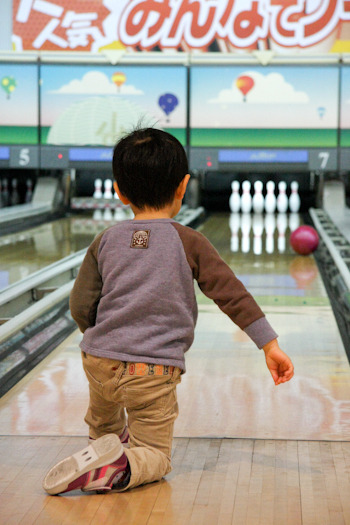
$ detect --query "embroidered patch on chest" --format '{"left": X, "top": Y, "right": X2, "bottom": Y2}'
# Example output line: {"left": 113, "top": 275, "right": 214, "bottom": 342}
{"left": 130, "top": 230, "right": 150, "bottom": 249}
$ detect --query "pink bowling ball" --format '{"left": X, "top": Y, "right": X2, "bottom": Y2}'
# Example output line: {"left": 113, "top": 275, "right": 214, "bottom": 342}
{"left": 290, "top": 225, "right": 319, "bottom": 255}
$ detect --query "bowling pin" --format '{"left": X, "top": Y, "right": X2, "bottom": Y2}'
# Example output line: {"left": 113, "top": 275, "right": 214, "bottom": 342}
{"left": 252, "top": 181, "right": 264, "bottom": 214}
{"left": 252, "top": 213, "right": 264, "bottom": 255}
{"left": 229, "top": 181, "right": 240, "bottom": 213}
{"left": 277, "top": 181, "right": 288, "bottom": 213}
{"left": 277, "top": 213, "right": 288, "bottom": 253}
{"left": 115, "top": 203, "right": 125, "bottom": 221}
{"left": 103, "top": 179, "right": 113, "bottom": 199}
{"left": 289, "top": 212, "right": 300, "bottom": 233}
{"left": 241, "top": 180, "right": 252, "bottom": 214}
{"left": 264, "top": 213, "right": 276, "bottom": 254}
{"left": 289, "top": 181, "right": 301, "bottom": 213}
{"left": 11, "top": 178, "right": 20, "bottom": 206}
{"left": 93, "top": 209, "right": 103, "bottom": 221}
{"left": 25, "top": 179, "right": 33, "bottom": 203}
{"left": 93, "top": 178, "right": 103, "bottom": 199}
{"left": 229, "top": 213, "right": 240, "bottom": 252}
{"left": 241, "top": 213, "right": 251, "bottom": 253}
{"left": 265, "top": 181, "right": 276, "bottom": 213}
{"left": 103, "top": 208, "right": 113, "bottom": 221}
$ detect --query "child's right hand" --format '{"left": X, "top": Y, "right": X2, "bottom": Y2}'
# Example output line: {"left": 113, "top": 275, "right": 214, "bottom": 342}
{"left": 262, "top": 339, "right": 294, "bottom": 386}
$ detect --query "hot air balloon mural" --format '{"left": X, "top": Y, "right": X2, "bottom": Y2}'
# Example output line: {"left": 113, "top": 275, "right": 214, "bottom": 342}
{"left": 112, "top": 71, "right": 126, "bottom": 92}
{"left": 236, "top": 75, "right": 254, "bottom": 102}
{"left": 158, "top": 93, "right": 178, "bottom": 122}
{"left": 317, "top": 106, "right": 326, "bottom": 119}
{"left": 1, "top": 76, "right": 17, "bottom": 99}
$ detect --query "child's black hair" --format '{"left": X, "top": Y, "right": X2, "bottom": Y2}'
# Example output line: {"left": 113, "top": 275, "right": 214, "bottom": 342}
{"left": 112, "top": 127, "right": 188, "bottom": 210}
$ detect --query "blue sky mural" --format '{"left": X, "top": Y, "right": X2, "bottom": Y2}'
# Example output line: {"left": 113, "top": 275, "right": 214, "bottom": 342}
{"left": 0, "top": 63, "right": 38, "bottom": 126}
{"left": 191, "top": 66, "right": 339, "bottom": 129}
{"left": 40, "top": 65, "right": 186, "bottom": 145}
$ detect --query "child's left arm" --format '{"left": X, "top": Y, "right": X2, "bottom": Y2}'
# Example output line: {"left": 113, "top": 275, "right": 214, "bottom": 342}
{"left": 263, "top": 339, "right": 294, "bottom": 385}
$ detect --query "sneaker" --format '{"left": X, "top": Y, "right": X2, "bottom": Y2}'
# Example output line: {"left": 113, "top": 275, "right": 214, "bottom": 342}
{"left": 43, "top": 434, "right": 129, "bottom": 495}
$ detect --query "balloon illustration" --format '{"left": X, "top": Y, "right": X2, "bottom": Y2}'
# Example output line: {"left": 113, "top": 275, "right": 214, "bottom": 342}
{"left": 317, "top": 106, "right": 326, "bottom": 119}
{"left": 112, "top": 71, "right": 126, "bottom": 92}
{"left": 158, "top": 93, "right": 178, "bottom": 122}
{"left": 236, "top": 75, "right": 254, "bottom": 102}
{"left": 1, "top": 76, "right": 17, "bottom": 99}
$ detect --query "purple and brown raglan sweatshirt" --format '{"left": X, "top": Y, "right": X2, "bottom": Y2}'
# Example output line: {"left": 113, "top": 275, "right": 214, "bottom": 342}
{"left": 70, "top": 218, "right": 277, "bottom": 372}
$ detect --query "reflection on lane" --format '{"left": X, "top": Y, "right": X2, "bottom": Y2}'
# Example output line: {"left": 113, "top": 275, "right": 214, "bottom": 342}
{"left": 197, "top": 213, "right": 328, "bottom": 306}
{"left": 0, "top": 211, "right": 327, "bottom": 305}
{"left": 0, "top": 212, "right": 130, "bottom": 290}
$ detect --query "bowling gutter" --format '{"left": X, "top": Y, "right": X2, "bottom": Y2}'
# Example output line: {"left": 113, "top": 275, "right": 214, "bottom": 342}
{"left": 309, "top": 208, "right": 350, "bottom": 291}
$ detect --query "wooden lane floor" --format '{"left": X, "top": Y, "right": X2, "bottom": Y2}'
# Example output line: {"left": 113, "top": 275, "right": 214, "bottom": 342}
{"left": 1, "top": 212, "right": 350, "bottom": 523}
{"left": 1, "top": 213, "right": 347, "bottom": 441}
{"left": 177, "top": 213, "right": 350, "bottom": 441}
{"left": 2, "top": 435, "right": 350, "bottom": 524}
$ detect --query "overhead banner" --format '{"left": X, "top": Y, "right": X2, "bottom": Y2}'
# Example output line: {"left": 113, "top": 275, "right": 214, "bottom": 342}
{"left": 12, "top": 0, "right": 350, "bottom": 54}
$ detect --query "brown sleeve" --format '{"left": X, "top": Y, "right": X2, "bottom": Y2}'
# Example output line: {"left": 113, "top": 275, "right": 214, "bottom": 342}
{"left": 69, "top": 232, "right": 104, "bottom": 333}
{"left": 171, "top": 223, "right": 266, "bottom": 331}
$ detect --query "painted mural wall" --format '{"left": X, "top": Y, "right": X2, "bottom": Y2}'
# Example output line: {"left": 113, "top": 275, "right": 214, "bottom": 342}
{"left": 40, "top": 65, "right": 186, "bottom": 145}
{"left": 190, "top": 65, "right": 339, "bottom": 148}
{"left": 0, "top": 63, "right": 38, "bottom": 144}
{"left": 2, "top": 1, "right": 350, "bottom": 152}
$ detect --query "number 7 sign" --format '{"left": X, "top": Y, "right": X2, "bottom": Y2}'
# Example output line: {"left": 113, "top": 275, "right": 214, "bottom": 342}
{"left": 308, "top": 149, "right": 337, "bottom": 171}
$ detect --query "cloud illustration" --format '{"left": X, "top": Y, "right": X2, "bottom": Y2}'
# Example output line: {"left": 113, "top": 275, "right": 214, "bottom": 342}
{"left": 209, "top": 71, "right": 309, "bottom": 104}
{"left": 50, "top": 71, "right": 143, "bottom": 95}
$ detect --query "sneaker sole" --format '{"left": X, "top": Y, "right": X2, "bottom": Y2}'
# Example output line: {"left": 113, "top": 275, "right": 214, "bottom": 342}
{"left": 43, "top": 434, "right": 124, "bottom": 495}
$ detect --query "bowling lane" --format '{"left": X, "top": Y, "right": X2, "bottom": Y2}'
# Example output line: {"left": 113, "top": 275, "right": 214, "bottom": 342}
{"left": 0, "top": 213, "right": 125, "bottom": 290}
{"left": 199, "top": 212, "right": 327, "bottom": 306}
{"left": 177, "top": 213, "right": 350, "bottom": 440}
{"left": 0, "top": 212, "right": 349, "bottom": 441}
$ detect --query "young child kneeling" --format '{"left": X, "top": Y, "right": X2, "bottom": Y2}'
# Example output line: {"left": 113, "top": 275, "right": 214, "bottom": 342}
{"left": 43, "top": 128, "right": 294, "bottom": 495}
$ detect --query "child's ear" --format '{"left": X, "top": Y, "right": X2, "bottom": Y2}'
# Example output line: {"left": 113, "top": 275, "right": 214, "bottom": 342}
{"left": 176, "top": 174, "right": 191, "bottom": 200}
{"left": 113, "top": 181, "right": 130, "bottom": 205}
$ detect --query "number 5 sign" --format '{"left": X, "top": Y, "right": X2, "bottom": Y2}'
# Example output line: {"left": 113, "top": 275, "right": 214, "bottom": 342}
{"left": 9, "top": 146, "right": 39, "bottom": 168}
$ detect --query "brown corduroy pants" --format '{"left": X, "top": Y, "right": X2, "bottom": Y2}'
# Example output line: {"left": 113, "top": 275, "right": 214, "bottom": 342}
{"left": 82, "top": 352, "right": 182, "bottom": 490}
